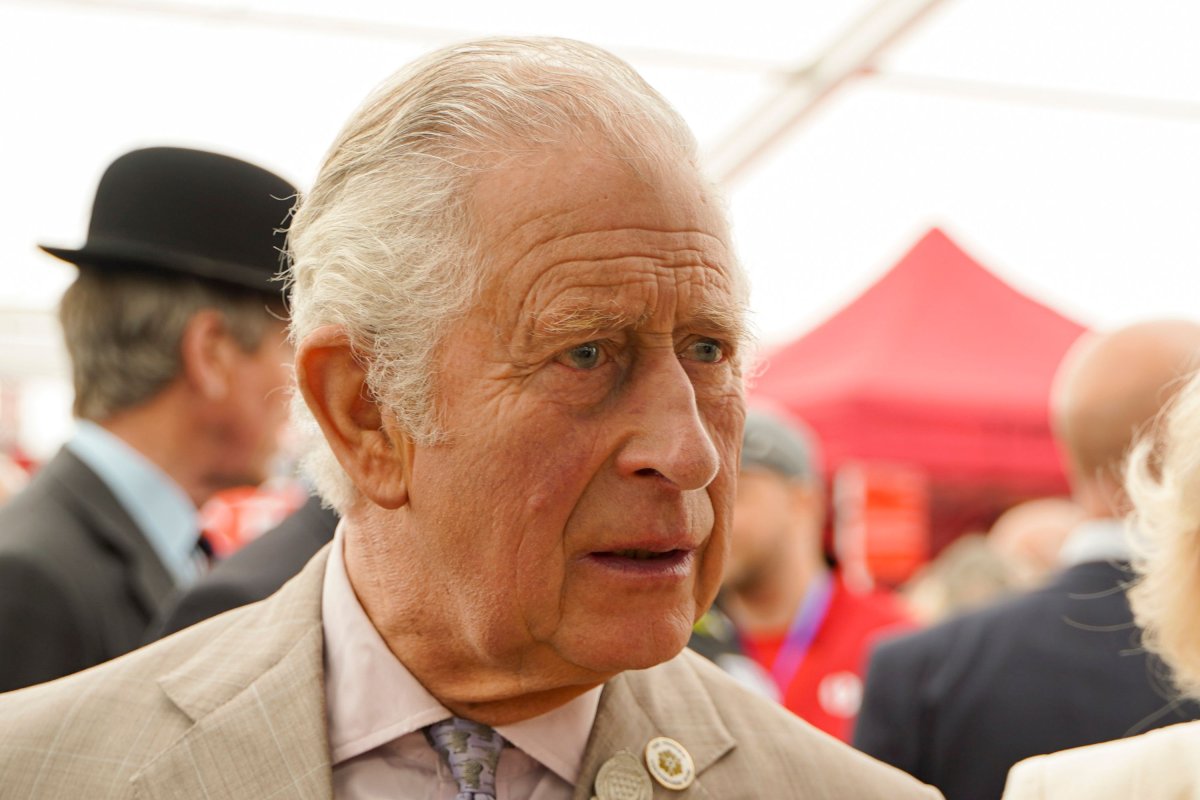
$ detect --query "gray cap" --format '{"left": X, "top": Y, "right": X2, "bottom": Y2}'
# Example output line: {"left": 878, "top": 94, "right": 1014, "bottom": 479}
{"left": 740, "top": 409, "right": 823, "bottom": 482}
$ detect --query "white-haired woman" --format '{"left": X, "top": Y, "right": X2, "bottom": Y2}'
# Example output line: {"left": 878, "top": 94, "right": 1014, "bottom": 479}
{"left": 1002, "top": 368, "right": 1200, "bottom": 798}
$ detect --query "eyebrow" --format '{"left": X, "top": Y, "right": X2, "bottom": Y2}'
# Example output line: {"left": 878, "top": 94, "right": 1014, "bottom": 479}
{"left": 686, "top": 299, "right": 751, "bottom": 348}
{"left": 530, "top": 302, "right": 649, "bottom": 342}
{"left": 526, "top": 297, "right": 749, "bottom": 349}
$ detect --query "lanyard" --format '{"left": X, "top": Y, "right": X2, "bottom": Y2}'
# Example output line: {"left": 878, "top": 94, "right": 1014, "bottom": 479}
{"left": 765, "top": 570, "right": 835, "bottom": 693}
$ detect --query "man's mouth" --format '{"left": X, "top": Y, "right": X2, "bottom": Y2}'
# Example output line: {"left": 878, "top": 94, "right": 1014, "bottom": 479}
{"left": 609, "top": 548, "right": 681, "bottom": 560}
{"left": 585, "top": 547, "right": 694, "bottom": 578}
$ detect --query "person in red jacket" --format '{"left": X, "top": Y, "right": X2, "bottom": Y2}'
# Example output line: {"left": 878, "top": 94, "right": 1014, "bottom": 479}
{"left": 716, "top": 409, "right": 915, "bottom": 741}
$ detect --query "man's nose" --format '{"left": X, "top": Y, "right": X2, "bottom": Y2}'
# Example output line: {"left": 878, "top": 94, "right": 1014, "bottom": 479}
{"left": 615, "top": 352, "right": 721, "bottom": 491}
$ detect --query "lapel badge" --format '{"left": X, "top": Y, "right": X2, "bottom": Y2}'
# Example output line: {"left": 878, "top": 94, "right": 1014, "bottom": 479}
{"left": 644, "top": 736, "right": 695, "bottom": 791}
{"left": 594, "top": 750, "right": 652, "bottom": 800}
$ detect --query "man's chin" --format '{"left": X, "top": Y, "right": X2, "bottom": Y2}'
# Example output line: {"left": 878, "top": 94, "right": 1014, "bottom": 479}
{"left": 559, "top": 619, "right": 692, "bottom": 675}
{"left": 210, "top": 469, "right": 269, "bottom": 494}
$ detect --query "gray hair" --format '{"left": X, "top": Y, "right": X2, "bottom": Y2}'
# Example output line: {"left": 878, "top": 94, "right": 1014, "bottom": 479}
{"left": 287, "top": 36, "right": 727, "bottom": 511}
{"left": 60, "top": 268, "right": 278, "bottom": 421}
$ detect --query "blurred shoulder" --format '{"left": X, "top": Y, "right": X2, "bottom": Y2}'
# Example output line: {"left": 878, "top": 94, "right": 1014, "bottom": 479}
{"left": 0, "top": 608, "right": 238, "bottom": 796}
{"left": 871, "top": 584, "right": 1058, "bottom": 663}
{"left": 0, "top": 449, "right": 119, "bottom": 563}
{"left": 1003, "top": 719, "right": 1200, "bottom": 800}
{"left": 0, "top": 590, "right": 265, "bottom": 721}
{"left": 0, "top": 550, "right": 328, "bottom": 797}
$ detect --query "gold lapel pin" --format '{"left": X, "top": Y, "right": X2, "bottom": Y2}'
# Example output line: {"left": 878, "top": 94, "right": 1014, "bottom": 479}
{"left": 644, "top": 736, "right": 695, "bottom": 791}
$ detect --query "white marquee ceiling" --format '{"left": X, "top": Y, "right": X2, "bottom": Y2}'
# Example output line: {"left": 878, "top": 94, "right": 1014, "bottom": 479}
{"left": 2, "top": 0, "right": 1198, "bottom": 454}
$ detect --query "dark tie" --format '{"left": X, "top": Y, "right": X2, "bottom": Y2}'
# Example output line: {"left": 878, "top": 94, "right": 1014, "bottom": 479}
{"left": 426, "top": 716, "right": 506, "bottom": 800}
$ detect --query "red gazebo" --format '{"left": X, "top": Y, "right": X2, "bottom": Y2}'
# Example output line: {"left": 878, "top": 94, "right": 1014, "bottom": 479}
{"left": 752, "top": 228, "right": 1088, "bottom": 555}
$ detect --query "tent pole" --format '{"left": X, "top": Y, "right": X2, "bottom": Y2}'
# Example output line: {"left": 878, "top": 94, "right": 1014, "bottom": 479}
{"left": 703, "top": 0, "right": 949, "bottom": 188}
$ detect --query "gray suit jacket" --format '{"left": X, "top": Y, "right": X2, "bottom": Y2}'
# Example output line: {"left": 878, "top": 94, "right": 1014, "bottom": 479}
{"left": 0, "top": 546, "right": 941, "bottom": 799}
{"left": 0, "top": 448, "right": 174, "bottom": 691}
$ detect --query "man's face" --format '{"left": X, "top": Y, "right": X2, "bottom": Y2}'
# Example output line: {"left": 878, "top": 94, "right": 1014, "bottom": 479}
{"left": 209, "top": 319, "right": 293, "bottom": 488}
{"left": 399, "top": 144, "right": 745, "bottom": 677}
{"left": 725, "top": 467, "right": 796, "bottom": 590}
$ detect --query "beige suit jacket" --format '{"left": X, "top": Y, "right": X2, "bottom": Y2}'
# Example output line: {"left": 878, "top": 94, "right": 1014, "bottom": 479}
{"left": 0, "top": 547, "right": 940, "bottom": 799}
{"left": 1003, "top": 719, "right": 1200, "bottom": 799}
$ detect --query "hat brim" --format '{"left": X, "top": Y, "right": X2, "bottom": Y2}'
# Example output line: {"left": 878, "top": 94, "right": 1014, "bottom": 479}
{"left": 39, "top": 240, "right": 286, "bottom": 297}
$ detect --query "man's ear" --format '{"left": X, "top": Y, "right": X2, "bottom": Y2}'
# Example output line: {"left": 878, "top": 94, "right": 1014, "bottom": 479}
{"left": 296, "top": 325, "right": 412, "bottom": 509}
{"left": 179, "top": 309, "right": 235, "bottom": 400}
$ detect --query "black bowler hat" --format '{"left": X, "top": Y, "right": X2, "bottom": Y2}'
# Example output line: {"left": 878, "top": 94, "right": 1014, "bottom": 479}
{"left": 39, "top": 147, "right": 298, "bottom": 295}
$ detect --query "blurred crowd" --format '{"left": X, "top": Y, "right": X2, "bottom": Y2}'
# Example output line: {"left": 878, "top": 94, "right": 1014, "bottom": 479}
{"left": 2, "top": 34, "right": 1199, "bottom": 800}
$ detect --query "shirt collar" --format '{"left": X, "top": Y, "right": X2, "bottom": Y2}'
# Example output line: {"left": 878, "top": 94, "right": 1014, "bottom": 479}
{"left": 66, "top": 420, "right": 200, "bottom": 586}
{"left": 321, "top": 524, "right": 601, "bottom": 783}
{"left": 1058, "top": 517, "right": 1133, "bottom": 567}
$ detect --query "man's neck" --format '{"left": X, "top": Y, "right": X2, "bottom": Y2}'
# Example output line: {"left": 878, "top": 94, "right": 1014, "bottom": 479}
{"left": 99, "top": 394, "right": 210, "bottom": 507}
{"left": 342, "top": 515, "right": 613, "bottom": 727}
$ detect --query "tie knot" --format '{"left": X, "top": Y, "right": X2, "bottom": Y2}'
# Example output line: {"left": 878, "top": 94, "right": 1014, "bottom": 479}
{"left": 427, "top": 717, "right": 506, "bottom": 800}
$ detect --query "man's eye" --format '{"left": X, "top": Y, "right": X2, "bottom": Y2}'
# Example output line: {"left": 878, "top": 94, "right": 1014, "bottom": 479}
{"left": 560, "top": 342, "right": 604, "bottom": 370}
{"left": 684, "top": 338, "right": 725, "bottom": 364}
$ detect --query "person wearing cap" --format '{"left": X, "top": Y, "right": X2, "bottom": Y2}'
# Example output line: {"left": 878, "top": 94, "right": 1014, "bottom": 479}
{"left": 694, "top": 408, "right": 914, "bottom": 742}
{"left": 0, "top": 40, "right": 941, "bottom": 799}
{"left": 0, "top": 147, "right": 297, "bottom": 691}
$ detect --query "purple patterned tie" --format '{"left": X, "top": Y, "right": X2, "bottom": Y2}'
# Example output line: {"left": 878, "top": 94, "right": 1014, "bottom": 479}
{"left": 426, "top": 717, "right": 506, "bottom": 800}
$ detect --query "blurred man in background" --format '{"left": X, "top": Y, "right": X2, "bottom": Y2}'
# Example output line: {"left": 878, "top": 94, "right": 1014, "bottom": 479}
{"left": 0, "top": 147, "right": 296, "bottom": 691}
{"left": 693, "top": 408, "right": 914, "bottom": 741}
{"left": 855, "top": 320, "right": 1200, "bottom": 800}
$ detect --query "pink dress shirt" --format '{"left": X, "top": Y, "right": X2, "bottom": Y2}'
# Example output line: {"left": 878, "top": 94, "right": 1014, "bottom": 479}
{"left": 322, "top": 527, "right": 602, "bottom": 799}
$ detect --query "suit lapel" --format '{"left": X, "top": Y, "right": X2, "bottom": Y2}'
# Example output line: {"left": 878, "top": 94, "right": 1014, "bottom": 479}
{"left": 132, "top": 546, "right": 732, "bottom": 800}
{"left": 44, "top": 448, "right": 175, "bottom": 614}
{"left": 134, "top": 548, "right": 334, "bottom": 800}
{"left": 575, "top": 653, "right": 735, "bottom": 799}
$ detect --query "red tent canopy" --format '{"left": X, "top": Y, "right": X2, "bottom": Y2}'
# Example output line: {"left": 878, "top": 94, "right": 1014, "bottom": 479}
{"left": 752, "top": 228, "right": 1088, "bottom": 498}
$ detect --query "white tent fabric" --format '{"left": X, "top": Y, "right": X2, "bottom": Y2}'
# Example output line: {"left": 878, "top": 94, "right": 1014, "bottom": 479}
{"left": 2, "top": 0, "right": 1199, "bottom": 453}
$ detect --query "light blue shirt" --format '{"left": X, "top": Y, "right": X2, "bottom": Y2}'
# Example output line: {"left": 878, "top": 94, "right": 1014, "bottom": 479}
{"left": 66, "top": 420, "right": 201, "bottom": 587}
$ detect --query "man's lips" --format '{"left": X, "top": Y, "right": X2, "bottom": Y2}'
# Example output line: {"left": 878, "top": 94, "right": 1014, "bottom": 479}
{"left": 583, "top": 547, "right": 695, "bottom": 577}
{"left": 605, "top": 548, "right": 685, "bottom": 560}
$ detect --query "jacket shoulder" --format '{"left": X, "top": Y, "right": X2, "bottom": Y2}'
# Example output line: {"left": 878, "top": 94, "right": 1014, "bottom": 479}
{"left": 635, "top": 651, "right": 942, "bottom": 798}
{"left": 153, "top": 500, "right": 336, "bottom": 637}
{"left": 1003, "top": 719, "right": 1200, "bottom": 799}
{"left": 866, "top": 580, "right": 1075, "bottom": 674}
{"left": 0, "top": 624, "right": 205, "bottom": 797}
{"left": 0, "top": 549, "right": 329, "bottom": 797}
{"left": 0, "top": 448, "right": 132, "bottom": 569}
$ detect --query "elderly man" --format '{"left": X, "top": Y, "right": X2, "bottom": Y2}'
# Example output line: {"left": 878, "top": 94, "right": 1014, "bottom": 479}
{"left": 0, "top": 147, "right": 295, "bottom": 691}
{"left": 0, "top": 39, "right": 939, "bottom": 799}
{"left": 854, "top": 320, "right": 1200, "bottom": 800}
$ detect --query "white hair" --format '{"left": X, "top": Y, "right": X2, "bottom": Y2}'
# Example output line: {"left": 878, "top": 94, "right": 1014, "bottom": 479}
{"left": 1127, "top": 368, "right": 1200, "bottom": 699}
{"left": 287, "top": 37, "right": 727, "bottom": 511}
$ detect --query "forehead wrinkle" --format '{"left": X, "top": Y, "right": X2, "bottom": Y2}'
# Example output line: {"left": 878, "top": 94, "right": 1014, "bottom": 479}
{"left": 491, "top": 207, "right": 732, "bottom": 268}
{"left": 527, "top": 226, "right": 731, "bottom": 265}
